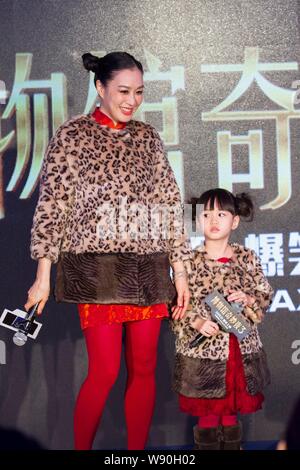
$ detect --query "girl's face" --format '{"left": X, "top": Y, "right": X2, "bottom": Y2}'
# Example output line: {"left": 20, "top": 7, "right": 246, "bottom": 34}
{"left": 199, "top": 200, "right": 240, "bottom": 241}
{"left": 96, "top": 67, "right": 144, "bottom": 124}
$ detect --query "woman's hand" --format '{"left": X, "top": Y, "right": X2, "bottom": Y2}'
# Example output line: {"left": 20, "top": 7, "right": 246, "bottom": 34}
{"left": 171, "top": 276, "right": 190, "bottom": 320}
{"left": 193, "top": 318, "right": 219, "bottom": 337}
{"left": 227, "top": 290, "right": 255, "bottom": 307}
{"left": 24, "top": 279, "right": 50, "bottom": 315}
{"left": 24, "top": 258, "right": 52, "bottom": 315}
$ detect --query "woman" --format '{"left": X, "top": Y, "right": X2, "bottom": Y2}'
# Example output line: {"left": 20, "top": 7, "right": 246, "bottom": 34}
{"left": 25, "top": 51, "right": 191, "bottom": 450}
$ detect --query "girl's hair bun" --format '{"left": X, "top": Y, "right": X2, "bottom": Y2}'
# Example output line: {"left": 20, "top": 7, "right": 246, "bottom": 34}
{"left": 235, "top": 192, "right": 254, "bottom": 221}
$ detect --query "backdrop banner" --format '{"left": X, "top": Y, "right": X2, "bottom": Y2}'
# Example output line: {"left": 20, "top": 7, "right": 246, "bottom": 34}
{"left": 0, "top": 0, "right": 300, "bottom": 449}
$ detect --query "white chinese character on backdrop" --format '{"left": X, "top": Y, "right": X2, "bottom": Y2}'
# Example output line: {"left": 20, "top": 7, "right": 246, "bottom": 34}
{"left": 288, "top": 232, "right": 300, "bottom": 275}
{"left": 245, "top": 233, "right": 284, "bottom": 276}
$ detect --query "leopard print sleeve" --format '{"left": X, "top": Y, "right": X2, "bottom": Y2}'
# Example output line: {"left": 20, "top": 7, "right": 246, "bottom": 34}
{"left": 244, "top": 248, "right": 274, "bottom": 323}
{"left": 150, "top": 127, "right": 192, "bottom": 264}
{"left": 186, "top": 263, "right": 211, "bottom": 323}
{"left": 172, "top": 299, "right": 209, "bottom": 343}
{"left": 30, "top": 124, "right": 75, "bottom": 263}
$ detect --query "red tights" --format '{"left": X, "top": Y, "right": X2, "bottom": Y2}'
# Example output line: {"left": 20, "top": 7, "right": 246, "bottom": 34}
{"left": 198, "top": 414, "right": 238, "bottom": 428}
{"left": 74, "top": 318, "right": 162, "bottom": 450}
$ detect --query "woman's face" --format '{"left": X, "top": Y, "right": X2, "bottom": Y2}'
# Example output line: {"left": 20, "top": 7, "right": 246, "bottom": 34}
{"left": 96, "top": 67, "right": 144, "bottom": 123}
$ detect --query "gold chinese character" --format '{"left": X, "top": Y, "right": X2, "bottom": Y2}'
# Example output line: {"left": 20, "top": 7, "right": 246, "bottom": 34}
{"left": 201, "top": 47, "right": 299, "bottom": 210}
{"left": 0, "top": 53, "right": 67, "bottom": 218}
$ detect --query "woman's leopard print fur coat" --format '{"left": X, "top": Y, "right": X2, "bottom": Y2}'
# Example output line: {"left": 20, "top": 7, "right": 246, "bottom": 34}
{"left": 30, "top": 114, "right": 191, "bottom": 265}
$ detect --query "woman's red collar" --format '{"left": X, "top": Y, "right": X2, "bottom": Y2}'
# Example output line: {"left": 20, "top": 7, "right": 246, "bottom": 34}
{"left": 217, "top": 257, "right": 231, "bottom": 263}
{"left": 91, "top": 107, "right": 127, "bottom": 129}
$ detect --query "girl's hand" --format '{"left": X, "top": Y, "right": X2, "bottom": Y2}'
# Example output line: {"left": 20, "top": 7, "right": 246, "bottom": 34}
{"left": 193, "top": 318, "right": 219, "bottom": 337}
{"left": 227, "top": 290, "right": 255, "bottom": 307}
{"left": 171, "top": 277, "right": 190, "bottom": 320}
{"left": 24, "top": 279, "right": 50, "bottom": 315}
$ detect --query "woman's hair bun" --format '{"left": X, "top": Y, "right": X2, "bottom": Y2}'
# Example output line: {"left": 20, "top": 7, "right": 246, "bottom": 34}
{"left": 82, "top": 53, "right": 100, "bottom": 73}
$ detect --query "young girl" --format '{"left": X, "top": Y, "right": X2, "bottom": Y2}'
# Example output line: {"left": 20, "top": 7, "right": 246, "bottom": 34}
{"left": 171, "top": 188, "right": 274, "bottom": 450}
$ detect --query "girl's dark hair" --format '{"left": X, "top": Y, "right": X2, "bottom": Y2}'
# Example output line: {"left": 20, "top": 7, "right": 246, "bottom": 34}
{"left": 195, "top": 188, "right": 254, "bottom": 221}
{"left": 82, "top": 51, "right": 143, "bottom": 87}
